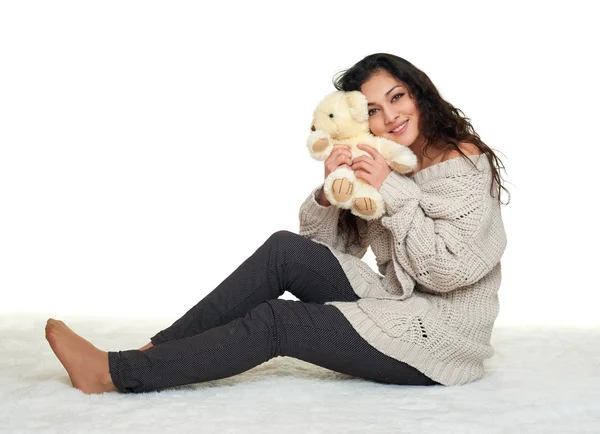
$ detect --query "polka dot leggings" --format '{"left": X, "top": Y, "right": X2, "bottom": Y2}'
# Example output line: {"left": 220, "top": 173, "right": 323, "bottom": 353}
{"left": 108, "top": 230, "right": 438, "bottom": 393}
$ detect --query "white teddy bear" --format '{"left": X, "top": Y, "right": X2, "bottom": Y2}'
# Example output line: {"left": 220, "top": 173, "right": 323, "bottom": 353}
{"left": 307, "top": 90, "right": 418, "bottom": 220}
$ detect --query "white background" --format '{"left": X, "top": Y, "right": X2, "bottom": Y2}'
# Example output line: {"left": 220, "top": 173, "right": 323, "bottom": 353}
{"left": 1, "top": 1, "right": 598, "bottom": 326}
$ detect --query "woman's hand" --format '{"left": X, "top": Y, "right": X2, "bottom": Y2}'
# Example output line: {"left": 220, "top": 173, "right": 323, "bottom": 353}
{"left": 351, "top": 144, "right": 392, "bottom": 190}
{"left": 324, "top": 145, "right": 352, "bottom": 179}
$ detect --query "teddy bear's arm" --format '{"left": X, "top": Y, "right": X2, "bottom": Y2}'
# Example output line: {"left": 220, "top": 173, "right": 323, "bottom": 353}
{"left": 375, "top": 137, "right": 418, "bottom": 174}
{"left": 307, "top": 130, "right": 334, "bottom": 161}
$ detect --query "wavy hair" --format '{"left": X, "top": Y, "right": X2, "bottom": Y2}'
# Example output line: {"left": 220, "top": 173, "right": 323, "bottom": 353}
{"left": 332, "top": 53, "right": 510, "bottom": 247}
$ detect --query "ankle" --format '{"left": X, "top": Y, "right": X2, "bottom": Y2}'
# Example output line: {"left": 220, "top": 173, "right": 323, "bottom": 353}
{"left": 98, "top": 369, "right": 118, "bottom": 392}
{"left": 139, "top": 342, "right": 154, "bottom": 351}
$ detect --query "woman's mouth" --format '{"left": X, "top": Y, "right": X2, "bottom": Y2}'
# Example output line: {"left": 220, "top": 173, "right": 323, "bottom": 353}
{"left": 390, "top": 120, "right": 408, "bottom": 135}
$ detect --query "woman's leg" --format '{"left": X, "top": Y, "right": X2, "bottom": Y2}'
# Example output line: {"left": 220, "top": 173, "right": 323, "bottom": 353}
{"left": 109, "top": 299, "right": 438, "bottom": 393}
{"left": 148, "top": 230, "right": 359, "bottom": 346}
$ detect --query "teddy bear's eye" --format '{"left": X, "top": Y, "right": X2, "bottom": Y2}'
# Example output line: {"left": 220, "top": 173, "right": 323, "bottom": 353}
{"left": 329, "top": 114, "right": 334, "bottom": 118}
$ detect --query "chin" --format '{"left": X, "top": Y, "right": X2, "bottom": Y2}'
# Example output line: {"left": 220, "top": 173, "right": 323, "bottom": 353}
{"left": 388, "top": 135, "right": 414, "bottom": 147}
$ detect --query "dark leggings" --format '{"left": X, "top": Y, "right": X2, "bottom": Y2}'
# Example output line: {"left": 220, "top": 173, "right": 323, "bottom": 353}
{"left": 108, "top": 231, "right": 437, "bottom": 393}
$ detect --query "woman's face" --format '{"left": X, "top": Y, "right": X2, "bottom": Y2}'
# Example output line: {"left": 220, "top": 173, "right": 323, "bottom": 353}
{"left": 360, "top": 70, "right": 422, "bottom": 148}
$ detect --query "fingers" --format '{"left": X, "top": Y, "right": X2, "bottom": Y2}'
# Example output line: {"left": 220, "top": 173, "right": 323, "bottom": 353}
{"left": 332, "top": 145, "right": 352, "bottom": 159}
{"left": 325, "top": 146, "right": 353, "bottom": 179}
{"left": 353, "top": 170, "right": 372, "bottom": 184}
{"left": 328, "top": 146, "right": 352, "bottom": 167}
{"left": 334, "top": 152, "right": 352, "bottom": 167}
{"left": 357, "top": 144, "right": 386, "bottom": 164}
{"left": 352, "top": 147, "right": 391, "bottom": 190}
{"left": 323, "top": 144, "right": 390, "bottom": 190}
{"left": 351, "top": 161, "right": 377, "bottom": 185}
{"left": 351, "top": 158, "right": 375, "bottom": 171}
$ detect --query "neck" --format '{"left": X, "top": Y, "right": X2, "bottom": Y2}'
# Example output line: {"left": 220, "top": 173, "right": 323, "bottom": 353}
{"left": 409, "top": 137, "right": 447, "bottom": 173}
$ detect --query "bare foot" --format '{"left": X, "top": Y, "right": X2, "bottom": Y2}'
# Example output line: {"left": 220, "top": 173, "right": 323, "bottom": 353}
{"left": 45, "top": 319, "right": 118, "bottom": 394}
{"left": 139, "top": 342, "right": 154, "bottom": 351}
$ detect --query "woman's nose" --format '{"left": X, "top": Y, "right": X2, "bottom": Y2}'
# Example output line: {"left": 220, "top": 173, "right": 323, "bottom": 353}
{"left": 382, "top": 107, "right": 397, "bottom": 124}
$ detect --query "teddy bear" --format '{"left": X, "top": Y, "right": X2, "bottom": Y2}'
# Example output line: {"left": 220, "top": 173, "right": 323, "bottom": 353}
{"left": 307, "top": 90, "right": 418, "bottom": 220}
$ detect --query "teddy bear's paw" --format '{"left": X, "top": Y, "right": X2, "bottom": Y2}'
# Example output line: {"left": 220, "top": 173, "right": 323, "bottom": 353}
{"left": 307, "top": 130, "right": 333, "bottom": 161}
{"left": 323, "top": 167, "right": 356, "bottom": 207}
{"left": 351, "top": 189, "right": 386, "bottom": 220}
{"left": 352, "top": 197, "right": 378, "bottom": 217}
{"left": 389, "top": 146, "right": 418, "bottom": 174}
{"left": 390, "top": 161, "right": 412, "bottom": 174}
{"left": 330, "top": 177, "right": 355, "bottom": 204}
{"left": 313, "top": 138, "right": 330, "bottom": 153}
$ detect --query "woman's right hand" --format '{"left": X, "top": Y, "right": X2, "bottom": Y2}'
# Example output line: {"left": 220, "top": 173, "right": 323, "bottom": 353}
{"left": 318, "top": 145, "right": 352, "bottom": 207}
{"left": 324, "top": 145, "right": 352, "bottom": 179}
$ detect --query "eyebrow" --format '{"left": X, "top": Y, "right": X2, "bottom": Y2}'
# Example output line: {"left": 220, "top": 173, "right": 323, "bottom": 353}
{"left": 367, "top": 85, "right": 404, "bottom": 106}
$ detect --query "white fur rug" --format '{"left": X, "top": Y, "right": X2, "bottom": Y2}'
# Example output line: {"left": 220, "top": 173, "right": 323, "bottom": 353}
{"left": 1, "top": 314, "right": 599, "bottom": 434}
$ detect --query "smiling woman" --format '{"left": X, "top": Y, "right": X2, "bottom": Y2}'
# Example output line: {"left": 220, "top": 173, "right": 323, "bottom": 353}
{"left": 364, "top": 79, "right": 421, "bottom": 147}
{"left": 308, "top": 52, "right": 509, "bottom": 385}
{"left": 332, "top": 53, "right": 509, "bottom": 248}
{"left": 361, "top": 74, "right": 482, "bottom": 169}
{"left": 44, "top": 53, "right": 509, "bottom": 394}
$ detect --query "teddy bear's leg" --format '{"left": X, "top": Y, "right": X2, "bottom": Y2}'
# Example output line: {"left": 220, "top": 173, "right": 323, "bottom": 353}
{"left": 351, "top": 183, "right": 386, "bottom": 220}
{"left": 323, "top": 167, "right": 356, "bottom": 208}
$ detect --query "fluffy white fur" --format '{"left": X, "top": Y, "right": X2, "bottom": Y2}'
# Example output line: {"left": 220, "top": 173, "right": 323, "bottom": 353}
{"left": 306, "top": 91, "right": 417, "bottom": 221}
{"left": 2, "top": 314, "right": 599, "bottom": 433}
{"left": 307, "top": 130, "right": 334, "bottom": 161}
{"left": 322, "top": 166, "right": 356, "bottom": 208}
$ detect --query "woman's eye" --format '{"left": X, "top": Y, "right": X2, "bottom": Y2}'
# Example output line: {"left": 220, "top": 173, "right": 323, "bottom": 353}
{"left": 367, "top": 108, "right": 378, "bottom": 117}
{"left": 392, "top": 93, "right": 404, "bottom": 102}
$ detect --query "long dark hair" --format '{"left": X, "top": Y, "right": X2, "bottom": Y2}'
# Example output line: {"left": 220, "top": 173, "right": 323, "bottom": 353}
{"left": 333, "top": 53, "right": 510, "bottom": 247}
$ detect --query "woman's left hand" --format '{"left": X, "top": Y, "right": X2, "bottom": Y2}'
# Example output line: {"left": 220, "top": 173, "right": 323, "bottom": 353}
{"left": 351, "top": 144, "right": 392, "bottom": 190}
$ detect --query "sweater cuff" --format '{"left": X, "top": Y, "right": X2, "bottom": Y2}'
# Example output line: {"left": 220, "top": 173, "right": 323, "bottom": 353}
{"left": 379, "top": 172, "right": 422, "bottom": 214}
{"left": 301, "top": 185, "right": 340, "bottom": 222}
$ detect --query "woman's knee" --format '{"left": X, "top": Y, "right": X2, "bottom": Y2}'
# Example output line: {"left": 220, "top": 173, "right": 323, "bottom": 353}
{"left": 266, "top": 230, "right": 302, "bottom": 246}
{"left": 266, "top": 230, "right": 322, "bottom": 256}
{"left": 244, "top": 301, "right": 285, "bottom": 357}
{"left": 248, "top": 300, "right": 313, "bottom": 353}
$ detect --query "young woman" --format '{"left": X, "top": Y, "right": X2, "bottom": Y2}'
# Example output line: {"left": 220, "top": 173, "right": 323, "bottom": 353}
{"left": 45, "top": 53, "right": 508, "bottom": 394}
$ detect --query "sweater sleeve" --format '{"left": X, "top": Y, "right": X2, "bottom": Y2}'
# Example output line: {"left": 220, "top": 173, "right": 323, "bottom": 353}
{"left": 298, "top": 185, "right": 370, "bottom": 259}
{"left": 378, "top": 165, "right": 507, "bottom": 294}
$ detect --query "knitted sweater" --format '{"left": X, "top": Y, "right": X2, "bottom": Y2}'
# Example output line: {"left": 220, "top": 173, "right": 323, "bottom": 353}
{"left": 298, "top": 154, "right": 507, "bottom": 386}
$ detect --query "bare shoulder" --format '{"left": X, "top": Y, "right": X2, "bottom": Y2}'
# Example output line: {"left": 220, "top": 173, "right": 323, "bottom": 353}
{"left": 442, "top": 142, "right": 482, "bottom": 162}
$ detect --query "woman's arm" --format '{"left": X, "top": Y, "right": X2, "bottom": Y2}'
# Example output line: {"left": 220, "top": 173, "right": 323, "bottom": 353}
{"left": 299, "top": 144, "right": 370, "bottom": 258}
{"left": 298, "top": 185, "right": 369, "bottom": 258}
{"left": 378, "top": 164, "right": 507, "bottom": 294}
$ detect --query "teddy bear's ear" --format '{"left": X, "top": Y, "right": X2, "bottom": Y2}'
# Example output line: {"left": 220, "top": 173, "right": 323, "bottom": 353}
{"left": 345, "top": 91, "right": 368, "bottom": 122}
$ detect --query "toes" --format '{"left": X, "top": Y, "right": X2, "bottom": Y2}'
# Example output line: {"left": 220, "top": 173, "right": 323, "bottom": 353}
{"left": 46, "top": 319, "right": 66, "bottom": 327}
{"left": 45, "top": 319, "right": 64, "bottom": 337}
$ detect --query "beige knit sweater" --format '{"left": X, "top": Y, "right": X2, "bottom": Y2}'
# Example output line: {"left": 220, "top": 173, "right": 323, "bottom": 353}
{"left": 298, "top": 154, "right": 507, "bottom": 386}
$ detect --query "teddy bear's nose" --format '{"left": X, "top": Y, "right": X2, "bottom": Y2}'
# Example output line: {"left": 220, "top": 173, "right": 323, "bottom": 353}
{"left": 311, "top": 125, "right": 316, "bottom": 132}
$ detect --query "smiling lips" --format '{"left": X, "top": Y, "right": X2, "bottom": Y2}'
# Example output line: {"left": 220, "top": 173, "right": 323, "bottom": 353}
{"left": 389, "top": 120, "right": 408, "bottom": 135}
